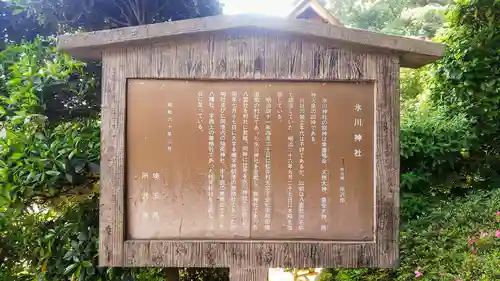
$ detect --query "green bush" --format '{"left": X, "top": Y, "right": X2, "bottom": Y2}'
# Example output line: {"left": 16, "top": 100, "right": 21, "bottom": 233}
{"left": 0, "top": 37, "right": 101, "bottom": 123}
{"left": 0, "top": 36, "right": 230, "bottom": 281}
{"left": 0, "top": 38, "right": 150, "bottom": 281}
{"left": 429, "top": 0, "right": 500, "bottom": 186}
{"left": 2, "top": 0, "right": 500, "bottom": 278}
{"left": 0, "top": 37, "right": 100, "bottom": 207}
{"left": 400, "top": 106, "right": 475, "bottom": 197}
{"left": 319, "top": 188, "right": 500, "bottom": 281}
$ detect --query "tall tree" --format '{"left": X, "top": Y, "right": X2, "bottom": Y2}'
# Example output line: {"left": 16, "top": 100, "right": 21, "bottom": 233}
{"left": 0, "top": 0, "right": 224, "bottom": 280}
{"left": 429, "top": 0, "right": 500, "bottom": 186}
{"left": 14, "top": 0, "right": 223, "bottom": 31}
{"left": 0, "top": 1, "right": 54, "bottom": 49}
{"left": 327, "top": 0, "right": 449, "bottom": 37}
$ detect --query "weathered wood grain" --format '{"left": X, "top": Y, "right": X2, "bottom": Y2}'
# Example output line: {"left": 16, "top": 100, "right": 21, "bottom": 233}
{"left": 56, "top": 14, "right": 444, "bottom": 68}
{"left": 99, "top": 50, "right": 127, "bottom": 267}
{"left": 99, "top": 31, "right": 400, "bottom": 271}
{"left": 124, "top": 241, "right": 377, "bottom": 268}
{"left": 375, "top": 55, "right": 400, "bottom": 268}
{"left": 123, "top": 33, "right": 380, "bottom": 81}
{"left": 230, "top": 268, "right": 268, "bottom": 281}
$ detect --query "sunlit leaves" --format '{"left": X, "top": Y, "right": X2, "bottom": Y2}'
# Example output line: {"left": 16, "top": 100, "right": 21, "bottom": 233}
{"left": 429, "top": 0, "right": 500, "bottom": 186}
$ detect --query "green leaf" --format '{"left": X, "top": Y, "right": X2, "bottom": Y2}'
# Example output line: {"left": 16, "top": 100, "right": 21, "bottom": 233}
{"left": 63, "top": 263, "right": 77, "bottom": 275}
{"left": 78, "top": 266, "right": 85, "bottom": 281}
{"left": 12, "top": 8, "right": 23, "bottom": 15}
{"left": 86, "top": 266, "right": 95, "bottom": 276}
{"left": 74, "top": 265, "right": 82, "bottom": 281}
{"left": 77, "top": 232, "right": 88, "bottom": 241}
{"left": 69, "top": 149, "right": 77, "bottom": 160}
{"left": 35, "top": 133, "right": 46, "bottom": 140}
{"left": 63, "top": 251, "right": 73, "bottom": 260}
{"left": 65, "top": 173, "right": 73, "bottom": 183}
{"left": 45, "top": 170, "right": 60, "bottom": 176}
{"left": 11, "top": 153, "right": 24, "bottom": 160}
{"left": 74, "top": 162, "right": 85, "bottom": 173}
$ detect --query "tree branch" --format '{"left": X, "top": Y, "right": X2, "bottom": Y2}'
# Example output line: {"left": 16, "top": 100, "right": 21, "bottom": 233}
{"left": 110, "top": 0, "right": 134, "bottom": 26}
{"left": 132, "top": 0, "right": 142, "bottom": 25}
{"left": 105, "top": 16, "right": 131, "bottom": 27}
{"left": 158, "top": 0, "right": 170, "bottom": 14}
{"left": 33, "top": 177, "right": 99, "bottom": 206}
{"left": 60, "top": 8, "right": 83, "bottom": 24}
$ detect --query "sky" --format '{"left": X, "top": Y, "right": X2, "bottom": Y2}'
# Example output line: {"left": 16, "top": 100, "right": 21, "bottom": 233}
{"left": 221, "top": 0, "right": 295, "bottom": 17}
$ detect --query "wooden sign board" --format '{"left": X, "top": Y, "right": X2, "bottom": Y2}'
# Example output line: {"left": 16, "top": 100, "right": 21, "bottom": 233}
{"left": 55, "top": 11, "right": 447, "bottom": 278}
{"left": 126, "top": 79, "right": 375, "bottom": 242}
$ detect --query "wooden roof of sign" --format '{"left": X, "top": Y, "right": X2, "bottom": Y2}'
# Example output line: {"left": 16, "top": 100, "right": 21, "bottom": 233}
{"left": 287, "top": 0, "right": 343, "bottom": 26}
{"left": 57, "top": 14, "right": 445, "bottom": 68}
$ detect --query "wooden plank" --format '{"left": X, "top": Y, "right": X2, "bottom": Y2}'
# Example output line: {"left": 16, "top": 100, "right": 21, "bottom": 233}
{"left": 99, "top": 50, "right": 126, "bottom": 267}
{"left": 124, "top": 241, "right": 377, "bottom": 268}
{"left": 152, "top": 41, "right": 176, "bottom": 78}
{"left": 224, "top": 32, "right": 242, "bottom": 78}
{"left": 239, "top": 31, "right": 255, "bottom": 79}
{"left": 126, "top": 47, "right": 139, "bottom": 77}
{"left": 175, "top": 38, "right": 190, "bottom": 78}
{"left": 230, "top": 268, "right": 268, "bottom": 281}
{"left": 300, "top": 39, "right": 314, "bottom": 79}
{"left": 137, "top": 45, "right": 153, "bottom": 78}
{"left": 173, "top": 36, "right": 210, "bottom": 78}
{"left": 56, "top": 14, "right": 444, "bottom": 68}
{"left": 97, "top": 32, "right": 399, "bottom": 269}
{"left": 374, "top": 55, "right": 400, "bottom": 268}
{"left": 263, "top": 33, "right": 277, "bottom": 78}
{"left": 126, "top": 45, "right": 153, "bottom": 77}
{"left": 132, "top": 35, "right": 382, "bottom": 82}
{"left": 124, "top": 240, "right": 150, "bottom": 267}
{"left": 253, "top": 32, "right": 266, "bottom": 79}
{"left": 212, "top": 33, "right": 228, "bottom": 78}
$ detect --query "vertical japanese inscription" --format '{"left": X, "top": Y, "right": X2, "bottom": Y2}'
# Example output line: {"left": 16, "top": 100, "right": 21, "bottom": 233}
{"left": 151, "top": 173, "right": 161, "bottom": 221}
{"left": 208, "top": 92, "right": 215, "bottom": 223}
{"left": 354, "top": 104, "right": 363, "bottom": 158}
{"left": 230, "top": 92, "right": 238, "bottom": 229}
{"left": 321, "top": 97, "right": 328, "bottom": 232}
{"left": 141, "top": 172, "right": 149, "bottom": 221}
{"left": 340, "top": 164, "right": 346, "bottom": 204}
{"left": 197, "top": 91, "right": 203, "bottom": 132}
{"left": 167, "top": 102, "right": 173, "bottom": 152}
{"left": 298, "top": 98, "right": 305, "bottom": 231}
{"left": 264, "top": 96, "right": 272, "bottom": 231}
{"left": 242, "top": 92, "right": 250, "bottom": 228}
{"left": 287, "top": 92, "right": 294, "bottom": 231}
{"left": 276, "top": 92, "right": 283, "bottom": 122}
{"left": 252, "top": 92, "right": 261, "bottom": 231}
{"left": 127, "top": 79, "right": 375, "bottom": 241}
{"left": 219, "top": 92, "right": 227, "bottom": 228}
{"left": 310, "top": 92, "right": 317, "bottom": 143}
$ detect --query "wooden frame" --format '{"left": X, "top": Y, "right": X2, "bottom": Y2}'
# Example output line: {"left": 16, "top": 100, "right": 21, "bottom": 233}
{"left": 98, "top": 31, "right": 401, "bottom": 269}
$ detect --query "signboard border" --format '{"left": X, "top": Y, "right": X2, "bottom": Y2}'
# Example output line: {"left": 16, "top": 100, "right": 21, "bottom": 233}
{"left": 98, "top": 45, "right": 400, "bottom": 269}
{"left": 125, "top": 78, "right": 377, "bottom": 243}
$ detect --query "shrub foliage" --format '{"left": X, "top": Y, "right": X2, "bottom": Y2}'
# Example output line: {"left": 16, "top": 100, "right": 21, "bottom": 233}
{"left": 1, "top": 0, "right": 500, "bottom": 280}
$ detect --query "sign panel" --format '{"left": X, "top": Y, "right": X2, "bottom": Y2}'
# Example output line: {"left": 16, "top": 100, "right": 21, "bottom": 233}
{"left": 126, "top": 79, "right": 374, "bottom": 241}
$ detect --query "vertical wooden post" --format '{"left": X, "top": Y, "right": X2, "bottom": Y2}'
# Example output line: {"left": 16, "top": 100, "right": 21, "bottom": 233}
{"left": 230, "top": 268, "right": 268, "bottom": 281}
